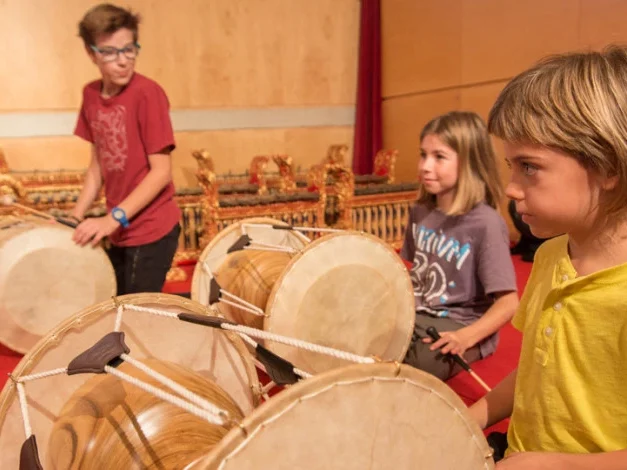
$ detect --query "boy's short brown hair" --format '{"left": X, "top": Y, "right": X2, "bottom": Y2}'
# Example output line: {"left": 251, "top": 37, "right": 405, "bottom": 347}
{"left": 78, "top": 3, "right": 140, "bottom": 47}
{"left": 488, "top": 45, "right": 627, "bottom": 221}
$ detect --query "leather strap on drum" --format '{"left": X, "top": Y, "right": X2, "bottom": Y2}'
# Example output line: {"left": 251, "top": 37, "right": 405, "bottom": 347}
{"left": 255, "top": 344, "right": 300, "bottom": 386}
{"left": 209, "top": 278, "right": 222, "bottom": 304}
{"left": 177, "top": 313, "right": 236, "bottom": 328}
{"left": 177, "top": 313, "right": 302, "bottom": 385}
{"left": 227, "top": 234, "right": 252, "bottom": 253}
{"left": 19, "top": 435, "right": 42, "bottom": 470}
{"left": 67, "top": 332, "right": 130, "bottom": 375}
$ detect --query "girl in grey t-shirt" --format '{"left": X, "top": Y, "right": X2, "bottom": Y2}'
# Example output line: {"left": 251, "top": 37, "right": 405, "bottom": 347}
{"left": 401, "top": 111, "right": 518, "bottom": 381}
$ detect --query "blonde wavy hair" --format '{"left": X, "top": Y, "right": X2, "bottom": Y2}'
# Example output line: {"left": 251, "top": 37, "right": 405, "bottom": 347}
{"left": 488, "top": 45, "right": 627, "bottom": 221}
{"left": 417, "top": 111, "right": 503, "bottom": 216}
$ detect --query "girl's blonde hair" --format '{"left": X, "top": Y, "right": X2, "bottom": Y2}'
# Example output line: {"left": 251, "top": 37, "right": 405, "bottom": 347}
{"left": 418, "top": 111, "right": 503, "bottom": 215}
{"left": 488, "top": 45, "right": 627, "bottom": 221}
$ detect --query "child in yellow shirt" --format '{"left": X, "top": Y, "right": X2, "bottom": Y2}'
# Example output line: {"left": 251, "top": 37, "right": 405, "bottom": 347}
{"left": 469, "top": 46, "right": 627, "bottom": 469}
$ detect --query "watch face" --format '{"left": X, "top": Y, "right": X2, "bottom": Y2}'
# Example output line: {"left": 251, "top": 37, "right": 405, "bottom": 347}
{"left": 112, "top": 209, "right": 123, "bottom": 220}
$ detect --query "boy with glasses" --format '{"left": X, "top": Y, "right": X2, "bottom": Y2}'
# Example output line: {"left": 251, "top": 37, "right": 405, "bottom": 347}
{"left": 70, "top": 3, "right": 181, "bottom": 295}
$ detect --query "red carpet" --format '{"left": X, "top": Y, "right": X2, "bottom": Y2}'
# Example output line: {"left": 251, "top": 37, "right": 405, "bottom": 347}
{"left": 0, "top": 255, "right": 533, "bottom": 435}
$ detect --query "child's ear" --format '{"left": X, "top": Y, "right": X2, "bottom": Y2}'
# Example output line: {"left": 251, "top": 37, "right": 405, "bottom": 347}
{"left": 601, "top": 173, "right": 619, "bottom": 191}
{"left": 85, "top": 45, "right": 97, "bottom": 64}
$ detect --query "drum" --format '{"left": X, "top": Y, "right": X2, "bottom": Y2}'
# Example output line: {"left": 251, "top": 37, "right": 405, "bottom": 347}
{"left": 191, "top": 217, "right": 310, "bottom": 330}
{"left": 187, "top": 362, "right": 496, "bottom": 470}
{"left": 0, "top": 216, "right": 116, "bottom": 353}
{"left": 192, "top": 219, "right": 415, "bottom": 375}
{"left": 0, "top": 293, "right": 261, "bottom": 469}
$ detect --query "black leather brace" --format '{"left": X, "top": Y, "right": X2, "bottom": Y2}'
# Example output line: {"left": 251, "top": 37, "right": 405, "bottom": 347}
{"left": 20, "top": 435, "right": 42, "bottom": 470}
{"left": 256, "top": 344, "right": 300, "bottom": 386}
{"left": 178, "top": 313, "right": 236, "bottom": 329}
{"left": 227, "top": 234, "right": 252, "bottom": 253}
{"left": 67, "top": 332, "right": 130, "bottom": 375}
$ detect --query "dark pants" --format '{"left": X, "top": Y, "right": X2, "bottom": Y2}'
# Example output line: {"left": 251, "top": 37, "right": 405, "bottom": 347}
{"left": 486, "top": 432, "right": 508, "bottom": 462}
{"left": 106, "top": 224, "right": 180, "bottom": 296}
{"left": 403, "top": 313, "right": 482, "bottom": 381}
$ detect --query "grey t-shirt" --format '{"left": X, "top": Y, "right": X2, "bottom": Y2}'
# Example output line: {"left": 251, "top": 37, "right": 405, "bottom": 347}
{"left": 400, "top": 202, "right": 517, "bottom": 357}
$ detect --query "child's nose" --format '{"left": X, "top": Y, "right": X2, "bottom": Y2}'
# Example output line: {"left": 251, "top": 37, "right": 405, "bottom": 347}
{"left": 420, "top": 157, "right": 434, "bottom": 172}
{"left": 505, "top": 180, "right": 523, "bottom": 200}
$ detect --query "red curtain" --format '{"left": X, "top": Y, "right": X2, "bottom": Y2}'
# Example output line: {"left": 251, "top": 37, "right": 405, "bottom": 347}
{"left": 352, "top": 0, "right": 382, "bottom": 175}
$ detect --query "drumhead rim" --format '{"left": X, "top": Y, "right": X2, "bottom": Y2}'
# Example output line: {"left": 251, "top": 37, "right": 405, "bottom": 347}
{"left": 196, "top": 362, "right": 495, "bottom": 469}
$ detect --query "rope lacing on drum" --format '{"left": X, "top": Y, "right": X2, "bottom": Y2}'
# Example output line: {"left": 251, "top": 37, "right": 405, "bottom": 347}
{"left": 219, "top": 322, "right": 377, "bottom": 365}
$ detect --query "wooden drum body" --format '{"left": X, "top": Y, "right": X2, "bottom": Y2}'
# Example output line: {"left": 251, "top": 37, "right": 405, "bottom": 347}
{"left": 0, "top": 293, "right": 260, "bottom": 469}
{"left": 189, "top": 363, "right": 496, "bottom": 470}
{"left": 0, "top": 216, "right": 116, "bottom": 353}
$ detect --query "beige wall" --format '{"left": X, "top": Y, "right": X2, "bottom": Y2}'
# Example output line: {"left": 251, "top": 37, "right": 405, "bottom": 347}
{"left": 381, "top": 0, "right": 627, "bottom": 236}
{"left": 0, "top": 0, "right": 359, "bottom": 187}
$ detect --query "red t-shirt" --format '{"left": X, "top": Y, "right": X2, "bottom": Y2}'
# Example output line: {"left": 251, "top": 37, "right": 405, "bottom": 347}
{"left": 74, "top": 73, "right": 181, "bottom": 247}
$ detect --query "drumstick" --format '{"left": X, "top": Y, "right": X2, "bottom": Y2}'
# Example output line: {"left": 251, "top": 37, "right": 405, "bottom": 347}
{"left": 425, "top": 326, "right": 492, "bottom": 392}
{"left": 270, "top": 224, "right": 342, "bottom": 233}
{"left": 1, "top": 194, "right": 78, "bottom": 228}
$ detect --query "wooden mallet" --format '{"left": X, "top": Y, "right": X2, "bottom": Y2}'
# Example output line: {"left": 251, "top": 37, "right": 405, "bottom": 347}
{"left": 1, "top": 194, "right": 78, "bottom": 228}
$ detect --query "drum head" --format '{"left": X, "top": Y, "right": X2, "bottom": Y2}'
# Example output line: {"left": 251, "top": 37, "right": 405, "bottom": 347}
{"left": 189, "top": 363, "right": 495, "bottom": 470}
{"left": 0, "top": 293, "right": 260, "bottom": 469}
{"left": 191, "top": 217, "right": 309, "bottom": 308}
{"left": 264, "top": 232, "right": 415, "bottom": 374}
{"left": 0, "top": 217, "right": 116, "bottom": 353}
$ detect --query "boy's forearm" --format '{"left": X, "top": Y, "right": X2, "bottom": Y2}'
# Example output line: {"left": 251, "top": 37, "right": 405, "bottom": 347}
{"left": 555, "top": 449, "right": 627, "bottom": 469}
{"left": 469, "top": 368, "right": 517, "bottom": 429}
{"left": 115, "top": 154, "right": 172, "bottom": 220}
{"left": 502, "top": 449, "right": 627, "bottom": 469}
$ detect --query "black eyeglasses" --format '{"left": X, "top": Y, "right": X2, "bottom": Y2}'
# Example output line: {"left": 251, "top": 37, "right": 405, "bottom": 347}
{"left": 91, "top": 43, "right": 141, "bottom": 62}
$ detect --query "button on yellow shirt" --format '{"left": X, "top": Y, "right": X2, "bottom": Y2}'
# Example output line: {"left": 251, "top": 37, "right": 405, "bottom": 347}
{"left": 507, "top": 235, "right": 627, "bottom": 455}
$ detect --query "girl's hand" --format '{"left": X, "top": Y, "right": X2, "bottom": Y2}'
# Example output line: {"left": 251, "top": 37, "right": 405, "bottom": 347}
{"left": 422, "top": 327, "right": 475, "bottom": 356}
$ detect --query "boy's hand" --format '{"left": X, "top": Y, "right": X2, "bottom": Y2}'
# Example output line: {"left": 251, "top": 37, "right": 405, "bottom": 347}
{"left": 497, "top": 452, "right": 563, "bottom": 469}
{"left": 72, "top": 215, "right": 119, "bottom": 247}
{"left": 422, "top": 327, "right": 474, "bottom": 356}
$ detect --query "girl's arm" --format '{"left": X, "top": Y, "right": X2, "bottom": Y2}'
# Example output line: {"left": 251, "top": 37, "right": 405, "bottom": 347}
{"left": 462, "top": 290, "right": 518, "bottom": 350}
{"left": 428, "top": 290, "right": 518, "bottom": 355}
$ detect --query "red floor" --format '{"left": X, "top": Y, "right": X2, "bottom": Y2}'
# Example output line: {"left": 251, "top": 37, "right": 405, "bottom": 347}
{"left": 0, "top": 254, "right": 533, "bottom": 435}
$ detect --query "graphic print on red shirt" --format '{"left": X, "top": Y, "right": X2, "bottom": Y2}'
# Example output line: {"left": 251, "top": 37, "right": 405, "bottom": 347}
{"left": 91, "top": 105, "right": 129, "bottom": 172}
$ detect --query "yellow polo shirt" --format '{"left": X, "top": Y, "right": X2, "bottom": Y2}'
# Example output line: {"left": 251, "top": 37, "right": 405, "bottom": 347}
{"left": 507, "top": 235, "right": 627, "bottom": 455}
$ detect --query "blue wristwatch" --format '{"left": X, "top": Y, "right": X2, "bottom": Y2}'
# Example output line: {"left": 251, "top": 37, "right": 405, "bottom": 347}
{"left": 111, "top": 207, "right": 130, "bottom": 228}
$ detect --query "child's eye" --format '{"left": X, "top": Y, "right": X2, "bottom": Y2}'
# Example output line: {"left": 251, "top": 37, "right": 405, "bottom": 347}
{"left": 436, "top": 153, "right": 446, "bottom": 160}
{"left": 521, "top": 162, "right": 537, "bottom": 176}
{"left": 419, "top": 152, "right": 426, "bottom": 159}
